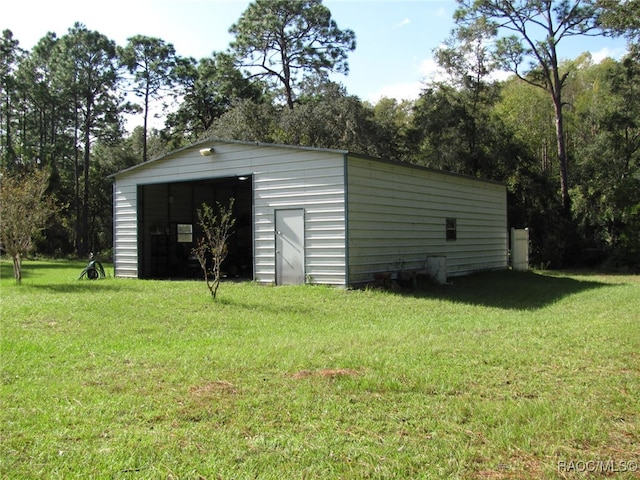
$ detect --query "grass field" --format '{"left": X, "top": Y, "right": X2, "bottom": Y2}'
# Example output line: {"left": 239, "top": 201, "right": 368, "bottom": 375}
{"left": 1, "top": 260, "right": 639, "bottom": 479}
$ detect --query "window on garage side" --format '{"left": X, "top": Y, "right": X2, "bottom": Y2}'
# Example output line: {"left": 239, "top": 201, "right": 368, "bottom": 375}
{"left": 177, "top": 224, "right": 193, "bottom": 243}
{"left": 446, "top": 218, "right": 457, "bottom": 241}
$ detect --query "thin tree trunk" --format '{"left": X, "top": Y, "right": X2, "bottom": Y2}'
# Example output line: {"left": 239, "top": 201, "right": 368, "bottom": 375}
{"left": 143, "top": 82, "right": 149, "bottom": 162}
{"left": 73, "top": 84, "right": 81, "bottom": 253}
{"left": 80, "top": 99, "right": 91, "bottom": 256}
{"left": 552, "top": 92, "right": 571, "bottom": 216}
{"left": 12, "top": 252, "right": 22, "bottom": 284}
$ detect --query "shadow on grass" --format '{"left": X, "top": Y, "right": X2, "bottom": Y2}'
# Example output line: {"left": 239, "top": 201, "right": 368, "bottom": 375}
{"left": 3, "top": 260, "right": 618, "bottom": 311}
{"left": 28, "top": 281, "right": 132, "bottom": 294}
{"left": 216, "top": 294, "right": 315, "bottom": 317}
{"left": 0, "top": 259, "right": 93, "bottom": 280}
{"left": 411, "top": 270, "right": 614, "bottom": 310}
{"left": 1, "top": 259, "right": 124, "bottom": 293}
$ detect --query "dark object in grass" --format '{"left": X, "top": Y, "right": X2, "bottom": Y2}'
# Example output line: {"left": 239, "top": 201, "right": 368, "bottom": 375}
{"left": 78, "top": 252, "right": 106, "bottom": 280}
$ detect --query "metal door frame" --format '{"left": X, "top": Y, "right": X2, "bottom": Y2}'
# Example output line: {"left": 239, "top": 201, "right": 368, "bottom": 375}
{"left": 275, "top": 208, "right": 305, "bottom": 285}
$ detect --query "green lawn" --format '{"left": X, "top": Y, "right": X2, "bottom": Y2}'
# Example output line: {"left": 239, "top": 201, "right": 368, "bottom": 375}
{"left": 1, "top": 260, "right": 638, "bottom": 479}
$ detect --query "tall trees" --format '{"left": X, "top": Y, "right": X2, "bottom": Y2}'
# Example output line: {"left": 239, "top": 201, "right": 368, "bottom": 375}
{"left": 1, "top": 6, "right": 636, "bottom": 270}
{"left": 1, "top": 31, "right": 64, "bottom": 171}
{"left": 411, "top": 13, "right": 507, "bottom": 179}
{"left": 56, "top": 23, "right": 123, "bottom": 255}
{"left": 165, "top": 53, "right": 264, "bottom": 146}
{"left": 453, "top": 0, "right": 605, "bottom": 213}
{"left": 208, "top": 80, "right": 396, "bottom": 157}
{"left": 597, "top": 0, "right": 640, "bottom": 43}
{"left": 14, "top": 33, "right": 72, "bottom": 172}
{"left": 0, "top": 30, "right": 22, "bottom": 168}
{"left": 276, "top": 80, "right": 378, "bottom": 153}
{"left": 571, "top": 53, "right": 640, "bottom": 265}
{"left": 496, "top": 77, "right": 557, "bottom": 171}
{"left": 370, "top": 97, "right": 413, "bottom": 162}
{"left": 208, "top": 99, "right": 279, "bottom": 143}
{"left": 229, "top": 0, "right": 356, "bottom": 109}
{"left": 491, "top": 52, "right": 639, "bottom": 267}
{"left": 119, "top": 35, "right": 177, "bottom": 162}
{"left": 411, "top": 81, "right": 519, "bottom": 179}
{"left": 433, "top": 15, "right": 503, "bottom": 176}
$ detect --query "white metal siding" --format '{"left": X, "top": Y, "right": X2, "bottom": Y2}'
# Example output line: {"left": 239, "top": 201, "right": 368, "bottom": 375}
{"left": 112, "top": 183, "right": 138, "bottom": 278}
{"left": 346, "top": 156, "right": 507, "bottom": 284}
{"left": 112, "top": 142, "right": 347, "bottom": 285}
{"left": 113, "top": 141, "right": 507, "bottom": 287}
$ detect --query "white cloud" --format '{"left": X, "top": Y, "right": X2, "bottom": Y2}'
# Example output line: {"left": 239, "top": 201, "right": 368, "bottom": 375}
{"left": 367, "top": 56, "right": 446, "bottom": 103}
{"left": 489, "top": 69, "right": 514, "bottom": 82}
{"left": 394, "top": 18, "right": 411, "bottom": 29}
{"left": 366, "top": 52, "right": 515, "bottom": 105}
{"left": 590, "top": 46, "right": 627, "bottom": 63}
{"left": 420, "top": 53, "right": 513, "bottom": 85}
{"left": 368, "top": 82, "right": 423, "bottom": 103}
{"left": 418, "top": 57, "right": 448, "bottom": 85}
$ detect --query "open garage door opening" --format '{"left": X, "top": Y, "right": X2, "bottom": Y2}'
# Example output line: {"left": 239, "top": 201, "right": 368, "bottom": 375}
{"left": 138, "top": 176, "right": 253, "bottom": 280}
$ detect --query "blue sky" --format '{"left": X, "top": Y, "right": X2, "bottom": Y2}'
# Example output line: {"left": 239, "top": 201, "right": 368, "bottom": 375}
{"left": 5, "top": 0, "right": 631, "bottom": 104}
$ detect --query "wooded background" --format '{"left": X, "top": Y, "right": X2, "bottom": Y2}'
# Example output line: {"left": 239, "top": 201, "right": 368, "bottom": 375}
{"left": 1, "top": 0, "right": 638, "bottom": 270}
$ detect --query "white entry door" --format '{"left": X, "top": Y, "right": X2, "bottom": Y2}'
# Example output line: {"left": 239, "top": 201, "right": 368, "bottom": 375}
{"left": 275, "top": 209, "right": 305, "bottom": 285}
{"left": 511, "top": 228, "right": 529, "bottom": 271}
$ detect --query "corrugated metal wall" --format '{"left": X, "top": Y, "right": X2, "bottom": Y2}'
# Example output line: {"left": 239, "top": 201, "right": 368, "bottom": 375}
{"left": 112, "top": 141, "right": 507, "bottom": 287}
{"left": 346, "top": 156, "right": 508, "bottom": 284}
{"left": 112, "top": 182, "right": 138, "bottom": 278}
{"left": 112, "top": 142, "right": 347, "bottom": 285}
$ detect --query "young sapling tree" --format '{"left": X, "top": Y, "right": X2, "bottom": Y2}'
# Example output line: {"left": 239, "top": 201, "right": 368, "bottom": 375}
{"left": 192, "top": 198, "right": 236, "bottom": 299}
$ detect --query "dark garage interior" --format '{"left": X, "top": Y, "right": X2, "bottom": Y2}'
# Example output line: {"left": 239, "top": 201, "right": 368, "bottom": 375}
{"left": 137, "top": 176, "right": 252, "bottom": 279}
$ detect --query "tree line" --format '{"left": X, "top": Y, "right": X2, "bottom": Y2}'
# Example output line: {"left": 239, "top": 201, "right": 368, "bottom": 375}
{"left": 1, "top": 0, "right": 638, "bottom": 270}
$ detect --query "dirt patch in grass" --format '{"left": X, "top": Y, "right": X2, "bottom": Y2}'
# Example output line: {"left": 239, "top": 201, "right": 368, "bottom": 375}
{"left": 471, "top": 451, "right": 545, "bottom": 479}
{"left": 176, "top": 381, "right": 239, "bottom": 423}
{"left": 290, "top": 368, "right": 362, "bottom": 380}
{"left": 189, "top": 380, "right": 237, "bottom": 396}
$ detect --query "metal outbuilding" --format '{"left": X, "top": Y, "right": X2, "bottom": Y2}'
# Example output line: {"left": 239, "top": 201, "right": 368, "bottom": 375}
{"left": 111, "top": 139, "right": 508, "bottom": 286}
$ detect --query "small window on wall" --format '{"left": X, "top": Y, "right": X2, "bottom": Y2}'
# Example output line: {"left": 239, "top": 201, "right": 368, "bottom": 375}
{"left": 446, "top": 218, "right": 457, "bottom": 241}
{"left": 177, "top": 224, "right": 193, "bottom": 243}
